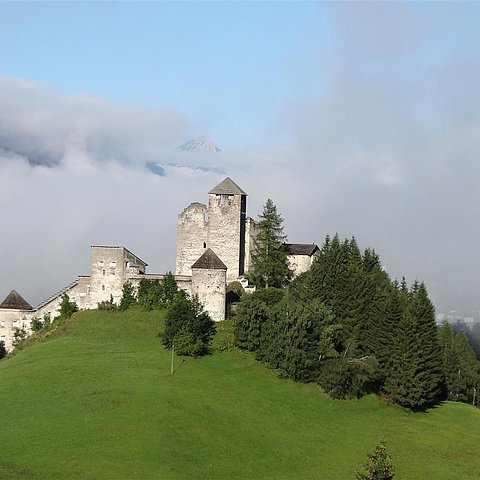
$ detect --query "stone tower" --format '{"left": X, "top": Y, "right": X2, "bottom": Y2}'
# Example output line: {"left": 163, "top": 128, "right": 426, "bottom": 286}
{"left": 191, "top": 249, "right": 227, "bottom": 321}
{"left": 175, "top": 177, "right": 248, "bottom": 283}
{"left": 206, "top": 177, "right": 247, "bottom": 284}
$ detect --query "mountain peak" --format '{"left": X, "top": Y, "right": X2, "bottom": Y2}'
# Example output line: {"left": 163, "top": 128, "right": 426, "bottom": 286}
{"left": 178, "top": 136, "right": 222, "bottom": 153}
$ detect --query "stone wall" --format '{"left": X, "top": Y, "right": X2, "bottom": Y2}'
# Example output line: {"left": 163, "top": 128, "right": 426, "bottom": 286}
{"left": 0, "top": 308, "right": 31, "bottom": 351}
{"left": 244, "top": 217, "right": 257, "bottom": 275}
{"left": 191, "top": 268, "right": 226, "bottom": 322}
{"left": 287, "top": 254, "right": 317, "bottom": 278}
{"left": 175, "top": 203, "right": 208, "bottom": 277}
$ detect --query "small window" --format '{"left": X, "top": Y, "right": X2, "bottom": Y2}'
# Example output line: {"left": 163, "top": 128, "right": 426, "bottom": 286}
{"left": 203, "top": 242, "right": 207, "bottom": 249}
{"left": 102, "top": 269, "right": 106, "bottom": 275}
{"left": 110, "top": 261, "right": 116, "bottom": 268}
{"left": 98, "top": 261, "right": 104, "bottom": 267}
{"left": 102, "top": 285, "right": 105, "bottom": 291}
{"left": 217, "top": 194, "right": 231, "bottom": 206}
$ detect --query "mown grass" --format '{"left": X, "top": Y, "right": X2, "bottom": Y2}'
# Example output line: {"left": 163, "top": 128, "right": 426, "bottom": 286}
{"left": 0, "top": 309, "right": 479, "bottom": 479}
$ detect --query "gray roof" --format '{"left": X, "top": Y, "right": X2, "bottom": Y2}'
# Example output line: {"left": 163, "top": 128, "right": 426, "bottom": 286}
{"left": 191, "top": 249, "right": 227, "bottom": 270}
{"left": 285, "top": 243, "right": 320, "bottom": 256}
{"left": 0, "top": 290, "right": 33, "bottom": 310}
{"left": 209, "top": 177, "right": 246, "bottom": 196}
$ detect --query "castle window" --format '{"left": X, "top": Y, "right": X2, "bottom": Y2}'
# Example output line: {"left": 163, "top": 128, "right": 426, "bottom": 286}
{"left": 217, "top": 194, "right": 232, "bottom": 207}
{"left": 102, "top": 285, "right": 105, "bottom": 291}
{"left": 203, "top": 242, "right": 206, "bottom": 249}
{"left": 110, "top": 261, "right": 117, "bottom": 268}
{"left": 102, "top": 269, "right": 106, "bottom": 275}
{"left": 98, "top": 261, "right": 104, "bottom": 267}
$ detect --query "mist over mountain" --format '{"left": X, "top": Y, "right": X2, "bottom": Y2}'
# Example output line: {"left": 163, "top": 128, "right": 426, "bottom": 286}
{"left": 178, "top": 136, "right": 222, "bottom": 153}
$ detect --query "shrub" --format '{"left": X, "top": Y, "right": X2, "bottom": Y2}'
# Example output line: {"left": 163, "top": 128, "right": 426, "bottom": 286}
{"left": 98, "top": 294, "right": 117, "bottom": 311}
{"left": 163, "top": 293, "right": 215, "bottom": 357}
{"left": 119, "top": 282, "right": 136, "bottom": 311}
{"left": 31, "top": 316, "right": 44, "bottom": 332}
{"left": 355, "top": 442, "right": 395, "bottom": 480}
{"left": 59, "top": 294, "right": 78, "bottom": 318}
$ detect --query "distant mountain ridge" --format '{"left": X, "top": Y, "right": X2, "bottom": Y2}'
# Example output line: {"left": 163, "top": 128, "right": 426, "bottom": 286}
{"left": 178, "top": 136, "right": 222, "bottom": 152}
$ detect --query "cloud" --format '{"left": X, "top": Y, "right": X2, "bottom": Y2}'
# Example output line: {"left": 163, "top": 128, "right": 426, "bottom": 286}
{"left": 0, "top": 75, "right": 184, "bottom": 167}
{"left": 2, "top": 2, "right": 480, "bottom": 317}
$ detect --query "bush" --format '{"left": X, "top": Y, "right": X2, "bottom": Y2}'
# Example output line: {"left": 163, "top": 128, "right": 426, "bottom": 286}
{"left": 31, "top": 316, "right": 44, "bottom": 332}
{"left": 59, "top": 294, "right": 78, "bottom": 318}
{"left": 98, "top": 295, "right": 117, "bottom": 311}
{"left": 12, "top": 327, "right": 28, "bottom": 348}
{"left": 317, "top": 359, "right": 367, "bottom": 399}
{"left": 119, "top": 282, "right": 136, "bottom": 311}
{"left": 163, "top": 293, "right": 216, "bottom": 357}
{"left": 355, "top": 442, "right": 395, "bottom": 480}
{"left": 0, "top": 341, "right": 6, "bottom": 359}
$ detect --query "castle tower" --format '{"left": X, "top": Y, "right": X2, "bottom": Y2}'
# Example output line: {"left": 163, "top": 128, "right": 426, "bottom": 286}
{"left": 0, "top": 290, "right": 33, "bottom": 351}
{"left": 206, "top": 177, "right": 247, "bottom": 284}
{"left": 191, "top": 249, "right": 227, "bottom": 321}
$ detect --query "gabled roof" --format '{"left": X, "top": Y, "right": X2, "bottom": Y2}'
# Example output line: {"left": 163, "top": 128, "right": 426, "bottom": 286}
{"left": 209, "top": 177, "right": 246, "bottom": 196}
{"left": 285, "top": 243, "right": 319, "bottom": 256}
{"left": 0, "top": 290, "right": 33, "bottom": 310}
{"left": 191, "top": 249, "right": 227, "bottom": 270}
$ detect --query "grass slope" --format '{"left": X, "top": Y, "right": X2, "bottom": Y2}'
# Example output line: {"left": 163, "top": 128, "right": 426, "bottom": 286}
{"left": 0, "top": 309, "right": 479, "bottom": 479}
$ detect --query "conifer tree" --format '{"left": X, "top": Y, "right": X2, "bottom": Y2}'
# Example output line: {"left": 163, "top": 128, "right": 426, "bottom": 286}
{"left": 248, "top": 199, "right": 291, "bottom": 288}
{"left": 439, "top": 323, "right": 480, "bottom": 404}
{"left": 383, "top": 283, "right": 444, "bottom": 410}
{"left": 355, "top": 443, "right": 395, "bottom": 480}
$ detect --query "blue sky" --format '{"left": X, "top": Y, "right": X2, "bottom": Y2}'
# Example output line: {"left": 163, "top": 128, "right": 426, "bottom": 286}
{"left": 2, "top": 1, "right": 480, "bottom": 315}
{"left": 1, "top": 1, "right": 327, "bottom": 148}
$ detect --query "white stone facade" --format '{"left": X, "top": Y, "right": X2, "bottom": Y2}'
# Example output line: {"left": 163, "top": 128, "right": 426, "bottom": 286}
{"left": 0, "top": 177, "right": 320, "bottom": 353}
{"left": 176, "top": 177, "right": 252, "bottom": 284}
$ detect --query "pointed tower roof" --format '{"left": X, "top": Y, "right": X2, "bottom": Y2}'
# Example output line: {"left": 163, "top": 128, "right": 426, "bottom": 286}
{"left": 191, "top": 249, "right": 227, "bottom": 270}
{"left": 0, "top": 290, "right": 33, "bottom": 310}
{"left": 208, "top": 177, "right": 246, "bottom": 195}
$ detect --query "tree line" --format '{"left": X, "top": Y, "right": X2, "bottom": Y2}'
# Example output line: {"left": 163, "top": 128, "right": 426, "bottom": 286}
{"left": 236, "top": 200, "right": 480, "bottom": 411}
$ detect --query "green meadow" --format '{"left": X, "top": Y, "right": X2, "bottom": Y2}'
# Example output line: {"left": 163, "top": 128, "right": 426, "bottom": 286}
{"left": 0, "top": 309, "right": 479, "bottom": 479}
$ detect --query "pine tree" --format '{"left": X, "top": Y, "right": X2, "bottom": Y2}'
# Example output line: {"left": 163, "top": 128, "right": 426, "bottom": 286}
{"left": 383, "top": 283, "right": 444, "bottom": 410}
{"left": 355, "top": 443, "right": 395, "bottom": 480}
{"left": 248, "top": 199, "right": 291, "bottom": 288}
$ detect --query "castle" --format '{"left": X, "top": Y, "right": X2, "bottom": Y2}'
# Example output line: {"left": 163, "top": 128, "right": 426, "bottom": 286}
{"left": 0, "top": 178, "right": 319, "bottom": 352}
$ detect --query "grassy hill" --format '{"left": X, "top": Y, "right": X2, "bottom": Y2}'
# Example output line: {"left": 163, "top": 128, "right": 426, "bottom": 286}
{"left": 0, "top": 309, "right": 479, "bottom": 480}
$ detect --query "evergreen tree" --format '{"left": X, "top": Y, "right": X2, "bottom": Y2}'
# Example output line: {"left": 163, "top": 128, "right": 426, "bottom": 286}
{"left": 439, "top": 323, "right": 480, "bottom": 404}
{"left": 119, "top": 281, "right": 136, "bottom": 311}
{"left": 383, "top": 283, "right": 444, "bottom": 410}
{"left": 355, "top": 443, "right": 395, "bottom": 480}
{"left": 248, "top": 199, "right": 291, "bottom": 288}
